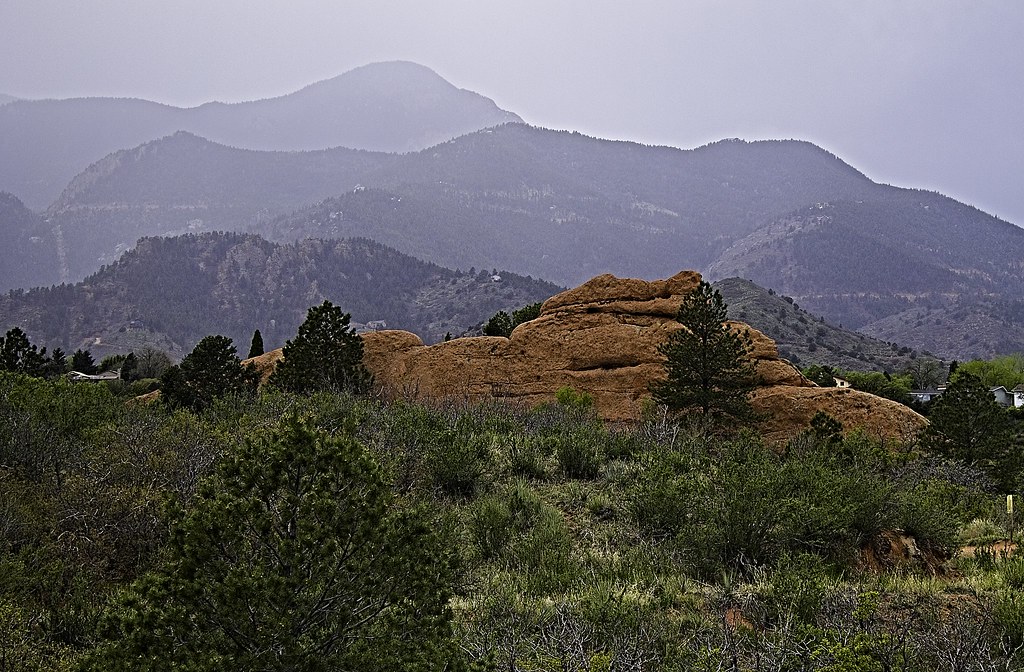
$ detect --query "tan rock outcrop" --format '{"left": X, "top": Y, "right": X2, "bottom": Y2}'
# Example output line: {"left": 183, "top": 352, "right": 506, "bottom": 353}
{"left": 260, "top": 270, "right": 926, "bottom": 442}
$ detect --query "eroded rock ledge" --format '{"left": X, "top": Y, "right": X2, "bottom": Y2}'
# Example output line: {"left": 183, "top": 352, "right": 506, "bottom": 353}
{"left": 254, "top": 270, "right": 926, "bottom": 442}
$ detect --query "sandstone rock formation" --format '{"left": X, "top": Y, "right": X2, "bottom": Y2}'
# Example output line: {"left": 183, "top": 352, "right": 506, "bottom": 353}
{"left": 255, "top": 270, "right": 926, "bottom": 442}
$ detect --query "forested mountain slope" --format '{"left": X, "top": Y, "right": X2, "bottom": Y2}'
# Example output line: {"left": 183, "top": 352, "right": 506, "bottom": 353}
{"left": 0, "top": 233, "right": 559, "bottom": 359}
{"left": 0, "top": 193, "right": 59, "bottom": 290}
{"left": 266, "top": 127, "right": 884, "bottom": 284}
{"left": 708, "top": 193, "right": 1024, "bottom": 359}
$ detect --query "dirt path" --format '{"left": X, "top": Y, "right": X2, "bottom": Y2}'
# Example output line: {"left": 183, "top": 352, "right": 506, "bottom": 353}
{"left": 959, "top": 540, "right": 1018, "bottom": 558}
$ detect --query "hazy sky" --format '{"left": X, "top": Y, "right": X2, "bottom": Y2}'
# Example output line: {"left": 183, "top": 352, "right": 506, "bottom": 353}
{"left": 2, "top": 1, "right": 1022, "bottom": 224}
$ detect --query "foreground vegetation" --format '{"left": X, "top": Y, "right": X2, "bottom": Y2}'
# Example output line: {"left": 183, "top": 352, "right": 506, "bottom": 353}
{"left": 3, "top": 371, "right": 1024, "bottom": 670}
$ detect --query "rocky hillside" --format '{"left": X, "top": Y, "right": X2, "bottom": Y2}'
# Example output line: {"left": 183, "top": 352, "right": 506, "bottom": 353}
{"left": 714, "top": 277, "right": 927, "bottom": 372}
{"left": 0, "top": 61, "right": 520, "bottom": 210}
{"left": 0, "top": 233, "right": 560, "bottom": 360}
{"left": 708, "top": 194, "right": 1024, "bottom": 359}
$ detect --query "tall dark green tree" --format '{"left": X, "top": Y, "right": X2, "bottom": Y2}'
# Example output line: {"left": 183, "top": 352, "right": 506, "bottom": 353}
{"left": 119, "top": 352, "right": 138, "bottom": 382}
{"left": 246, "top": 328, "right": 265, "bottom": 359}
{"left": 482, "top": 310, "right": 514, "bottom": 337}
{"left": 160, "top": 335, "right": 259, "bottom": 412}
{"left": 269, "top": 301, "right": 371, "bottom": 395}
{"left": 43, "top": 347, "right": 68, "bottom": 378}
{"left": 650, "top": 280, "right": 757, "bottom": 422}
{"left": 919, "top": 371, "right": 1018, "bottom": 489}
{"left": 0, "top": 327, "right": 46, "bottom": 376}
{"left": 86, "top": 416, "right": 469, "bottom": 672}
{"left": 71, "top": 348, "right": 98, "bottom": 375}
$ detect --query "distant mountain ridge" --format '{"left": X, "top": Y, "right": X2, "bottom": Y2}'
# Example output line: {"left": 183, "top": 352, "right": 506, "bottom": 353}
{"left": 0, "top": 232, "right": 560, "bottom": 360}
{"left": 0, "top": 61, "right": 521, "bottom": 209}
{"left": 37, "top": 125, "right": 882, "bottom": 289}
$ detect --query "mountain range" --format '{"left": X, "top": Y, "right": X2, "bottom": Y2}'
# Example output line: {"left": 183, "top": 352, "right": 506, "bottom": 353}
{"left": 0, "top": 61, "right": 520, "bottom": 210}
{"left": 2, "top": 61, "right": 1022, "bottom": 361}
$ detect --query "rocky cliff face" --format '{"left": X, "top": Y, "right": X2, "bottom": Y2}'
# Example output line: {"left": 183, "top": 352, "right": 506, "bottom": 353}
{"left": 254, "top": 270, "right": 926, "bottom": 442}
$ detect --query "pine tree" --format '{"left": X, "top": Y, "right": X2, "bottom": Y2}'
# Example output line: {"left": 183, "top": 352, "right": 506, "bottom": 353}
{"left": 160, "top": 335, "right": 259, "bottom": 411}
{"left": 0, "top": 327, "right": 46, "bottom": 376}
{"left": 85, "top": 416, "right": 469, "bottom": 671}
{"left": 649, "top": 280, "right": 757, "bottom": 422}
{"left": 119, "top": 352, "right": 138, "bottom": 382}
{"left": 246, "top": 329, "right": 264, "bottom": 359}
{"left": 919, "top": 371, "right": 1017, "bottom": 489}
{"left": 269, "top": 301, "right": 371, "bottom": 395}
{"left": 71, "top": 348, "right": 98, "bottom": 375}
{"left": 43, "top": 347, "right": 68, "bottom": 378}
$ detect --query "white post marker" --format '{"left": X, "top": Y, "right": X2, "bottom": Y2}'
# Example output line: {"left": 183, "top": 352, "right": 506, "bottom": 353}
{"left": 1009, "top": 495, "right": 1015, "bottom": 548}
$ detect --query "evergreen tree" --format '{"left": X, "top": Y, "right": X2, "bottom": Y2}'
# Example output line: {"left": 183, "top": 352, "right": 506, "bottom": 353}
{"left": 246, "top": 328, "right": 265, "bottom": 359}
{"left": 43, "top": 347, "right": 68, "bottom": 378}
{"left": 269, "top": 301, "right": 370, "bottom": 395}
{"left": 0, "top": 327, "right": 46, "bottom": 376}
{"left": 119, "top": 352, "right": 138, "bottom": 382}
{"left": 71, "top": 348, "right": 98, "bottom": 375}
{"left": 160, "top": 335, "right": 259, "bottom": 412}
{"left": 919, "top": 371, "right": 1018, "bottom": 489}
{"left": 482, "top": 302, "right": 542, "bottom": 338}
{"left": 483, "top": 310, "right": 514, "bottom": 337}
{"left": 649, "top": 280, "right": 757, "bottom": 422}
{"left": 85, "top": 416, "right": 469, "bottom": 671}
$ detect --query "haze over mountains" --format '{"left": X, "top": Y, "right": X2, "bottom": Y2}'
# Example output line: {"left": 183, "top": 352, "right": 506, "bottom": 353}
{"left": 0, "top": 61, "right": 520, "bottom": 210}
{"left": 1, "top": 61, "right": 1022, "bottom": 361}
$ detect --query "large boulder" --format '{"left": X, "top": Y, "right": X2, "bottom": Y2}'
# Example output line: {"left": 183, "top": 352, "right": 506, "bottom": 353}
{"left": 347, "top": 270, "right": 925, "bottom": 442}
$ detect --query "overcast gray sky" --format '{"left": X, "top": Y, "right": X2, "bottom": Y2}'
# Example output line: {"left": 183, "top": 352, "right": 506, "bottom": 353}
{"left": 2, "top": 0, "right": 1022, "bottom": 224}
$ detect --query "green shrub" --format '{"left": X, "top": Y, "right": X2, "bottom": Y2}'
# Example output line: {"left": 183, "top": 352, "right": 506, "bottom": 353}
{"left": 630, "top": 458, "right": 695, "bottom": 539}
{"left": 555, "top": 386, "right": 593, "bottom": 409}
{"left": 1001, "top": 556, "right": 1024, "bottom": 590}
{"left": 994, "top": 591, "right": 1024, "bottom": 649}
{"left": 515, "top": 505, "right": 576, "bottom": 595}
{"left": 468, "top": 493, "right": 513, "bottom": 560}
{"left": 759, "top": 553, "right": 836, "bottom": 625}
{"left": 505, "top": 434, "right": 548, "bottom": 479}
{"left": 555, "top": 434, "right": 603, "bottom": 479}
{"left": 895, "top": 481, "right": 961, "bottom": 557}
{"left": 586, "top": 493, "right": 615, "bottom": 521}
{"left": 425, "top": 431, "right": 492, "bottom": 497}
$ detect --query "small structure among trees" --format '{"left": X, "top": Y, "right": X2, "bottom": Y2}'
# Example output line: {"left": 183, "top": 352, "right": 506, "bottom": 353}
{"left": 649, "top": 280, "right": 757, "bottom": 423}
